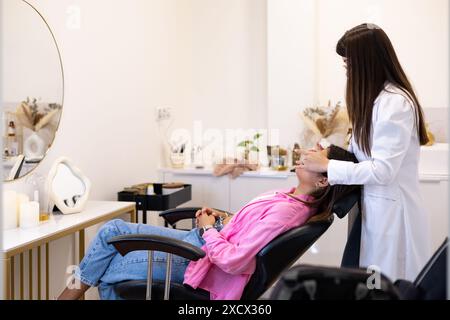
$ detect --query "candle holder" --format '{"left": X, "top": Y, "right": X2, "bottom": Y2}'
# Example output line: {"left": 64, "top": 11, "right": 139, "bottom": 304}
{"left": 39, "top": 211, "right": 50, "bottom": 222}
{"left": 24, "top": 172, "right": 50, "bottom": 223}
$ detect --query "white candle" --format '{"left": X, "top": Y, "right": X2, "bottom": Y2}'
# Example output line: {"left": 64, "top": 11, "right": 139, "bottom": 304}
{"left": 17, "top": 193, "right": 30, "bottom": 206}
{"left": 19, "top": 201, "right": 40, "bottom": 229}
{"left": 3, "top": 190, "right": 18, "bottom": 230}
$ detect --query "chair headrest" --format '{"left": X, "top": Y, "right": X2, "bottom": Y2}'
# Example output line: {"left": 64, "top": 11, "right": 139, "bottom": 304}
{"left": 332, "top": 190, "right": 360, "bottom": 219}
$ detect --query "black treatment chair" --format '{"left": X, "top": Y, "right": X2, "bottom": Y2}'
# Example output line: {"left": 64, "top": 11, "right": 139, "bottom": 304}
{"left": 107, "top": 190, "right": 360, "bottom": 300}
{"left": 270, "top": 238, "right": 448, "bottom": 300}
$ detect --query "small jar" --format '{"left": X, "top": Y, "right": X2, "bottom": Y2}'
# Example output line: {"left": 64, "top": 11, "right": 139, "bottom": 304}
{"left": 170, "top": 152, "right": 185, "bottom": 169}
{"left": 292, "top": 143, "right": 301, "bottom": 166}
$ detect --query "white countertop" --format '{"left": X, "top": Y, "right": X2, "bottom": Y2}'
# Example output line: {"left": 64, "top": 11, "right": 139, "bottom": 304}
{"left": 419, "top": 143, "right": 448, "bottom": 179}
{"left": 2, "top": 201, "right": 135, "bottom": 255}
{"left": 159, "top": 166, "right": 296, "bottom": 179}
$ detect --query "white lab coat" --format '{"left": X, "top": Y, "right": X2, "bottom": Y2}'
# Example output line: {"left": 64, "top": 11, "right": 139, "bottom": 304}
{"left": 328, "top": 83, "right": 431, "bottom": 282}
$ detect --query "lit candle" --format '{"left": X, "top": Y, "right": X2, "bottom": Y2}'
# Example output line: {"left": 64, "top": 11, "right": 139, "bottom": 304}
{"left": 19, "top": 201, "right": 40, "bottom": 229}
{"left": 3, "top": 190, "right": 18, "bottom": 230}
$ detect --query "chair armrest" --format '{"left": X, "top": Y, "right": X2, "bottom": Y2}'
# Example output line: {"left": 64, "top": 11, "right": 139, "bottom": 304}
{"left": 158, "top": 207, "right": 201, "bottom": 226}
{"left": 108, "top": 234, "right": 206, "bottom": 261}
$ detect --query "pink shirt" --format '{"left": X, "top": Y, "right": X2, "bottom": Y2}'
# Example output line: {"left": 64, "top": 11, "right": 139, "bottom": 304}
{"left": 183, "top": 188, "right": 316, "bottom": 300}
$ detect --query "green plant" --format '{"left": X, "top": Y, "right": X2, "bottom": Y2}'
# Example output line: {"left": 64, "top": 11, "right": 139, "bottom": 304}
{"left": 237, "top": 133, "right": 262, "bottom": 160}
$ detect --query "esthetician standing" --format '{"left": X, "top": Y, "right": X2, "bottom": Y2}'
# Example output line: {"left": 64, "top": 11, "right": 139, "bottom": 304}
{"left": 298, "top": 23, "right": 431, "bottom": 282}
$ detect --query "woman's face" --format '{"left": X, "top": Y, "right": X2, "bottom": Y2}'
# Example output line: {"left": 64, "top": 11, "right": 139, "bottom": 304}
{"left": 295, "top": 149, "right": 329, "bottom": 187}
{"left": 295, "top": 166, "right": 323, "bottom": 186}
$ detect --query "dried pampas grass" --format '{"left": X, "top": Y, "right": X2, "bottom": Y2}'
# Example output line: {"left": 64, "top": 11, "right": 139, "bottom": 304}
{"left": 300, "top": 101, "right": 350, "bottom": 149}
{"left": 15, "top": 99, "right": 61, "bottom": 132}
{"left": 35, "top": 109, "right": 60, "bottom": 131}
{"left": 17, "top": 102, "right": 34, "bottom": 129}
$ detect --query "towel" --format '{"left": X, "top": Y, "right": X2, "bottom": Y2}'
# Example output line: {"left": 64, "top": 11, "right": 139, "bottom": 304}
{"left": 213, "top": 159, "right": 259, "bottom": 179}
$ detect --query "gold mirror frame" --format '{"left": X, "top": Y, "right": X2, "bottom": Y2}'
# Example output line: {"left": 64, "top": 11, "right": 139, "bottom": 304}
{"left": 3, "top": 0, "right": 65, "bottom": 183}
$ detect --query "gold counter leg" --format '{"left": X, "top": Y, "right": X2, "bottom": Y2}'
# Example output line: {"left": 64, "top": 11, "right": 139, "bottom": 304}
{"left": 20, "top": 253, "right": 24, "bottom": 300}
{"left": 131, "top": 208, "right": 137, "bottom": 223}
{"left": 37, "top": 247, "right": 41, "bottom": 300}
{"left": 79, "top": 229, "right": 85, "bottom": 261}
{"left": 3, "top": 256, "right": 11, "bottom": 300}
{"left": 29, "top": 250, "right": 33, "bottom": 300}
{"left": 10, "top": 257, "right": 14, "bottom": 300}
{"left": 45, "top": 243, "right": 49, "bottom": 300}
{"left": 79, "top": 229, "right": 85, "bottom": 300}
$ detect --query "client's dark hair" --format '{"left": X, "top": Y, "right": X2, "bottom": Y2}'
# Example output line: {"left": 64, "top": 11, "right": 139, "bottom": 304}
{"left": 298, "top": 145, "right": 360, "bottom": 222}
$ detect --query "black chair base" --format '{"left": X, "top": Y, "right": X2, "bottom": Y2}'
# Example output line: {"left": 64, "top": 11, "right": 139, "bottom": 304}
{"left": 114, "top": 280, "right": 210, "bottom": 300}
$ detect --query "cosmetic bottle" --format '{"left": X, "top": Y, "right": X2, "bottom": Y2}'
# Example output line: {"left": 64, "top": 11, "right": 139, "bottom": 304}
{"left": 292, "top": 143, "right": 301, "bottom": 166}
{"left": 7, "top": 120, "right": 18, "bottom": 156}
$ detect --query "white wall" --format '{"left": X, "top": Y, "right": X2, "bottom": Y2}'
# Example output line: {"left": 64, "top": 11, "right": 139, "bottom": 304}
{"left": 267, "top": 0, "right": 449, "bottom": 147}
{"left": 317, "top": 0, "right": 449, "bottom": 110}
{"left": 167, "top": 0, "right": 268, "bottom": 164}
{"left": 267, "top": 0, "right": 317, "bottom": 147}
{"left": 174, "top": 0, "right": 267, "bottom": 131}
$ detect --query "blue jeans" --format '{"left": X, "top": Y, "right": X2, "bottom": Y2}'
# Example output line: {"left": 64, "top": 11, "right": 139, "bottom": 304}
{"left": 74, "top": 219, "right": 205, "bottom": 300}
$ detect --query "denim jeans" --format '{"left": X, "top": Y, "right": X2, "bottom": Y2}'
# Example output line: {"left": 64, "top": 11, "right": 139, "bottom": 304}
{"left": 74, "top": 219, "right": 205, "bottom": 300}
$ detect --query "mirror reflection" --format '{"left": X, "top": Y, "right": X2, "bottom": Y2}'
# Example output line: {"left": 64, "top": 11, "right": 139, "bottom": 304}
{"left": 2, "top": 0, "right": 64, "bottom": 181}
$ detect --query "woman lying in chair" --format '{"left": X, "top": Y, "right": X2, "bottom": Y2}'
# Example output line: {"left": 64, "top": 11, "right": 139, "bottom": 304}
{"left": 58, "top": 145, "right": 359, "bottom": 300}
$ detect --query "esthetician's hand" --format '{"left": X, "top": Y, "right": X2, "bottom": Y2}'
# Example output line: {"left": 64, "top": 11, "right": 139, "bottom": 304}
{"left": 197, "top": 212, "right": 216, "bottom": 228}
{"left": 296, "top": 149, "right": 329, "bottom": 173}
{"left": 293, "top": 143, "right": 324, "bottom": 155}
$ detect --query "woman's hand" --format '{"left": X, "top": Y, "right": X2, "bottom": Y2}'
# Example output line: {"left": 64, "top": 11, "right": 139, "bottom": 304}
{"left": 296, "top": 148, "right": 329, "bottom": 173}
{"left": 196, "top": 207, "right": 228, "bottom": 219}
{"left": 196, "top": 207, "right": 232, "bottom": 227}
{"left": 197, "top": 212, "right": 216, "bottom": 228}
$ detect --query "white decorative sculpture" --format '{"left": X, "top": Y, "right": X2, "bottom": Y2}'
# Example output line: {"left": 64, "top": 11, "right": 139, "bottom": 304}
{"left": 23, "top": 130, "right": 46, "bottom": 160}
{"left": 45, "top": 157, "right": 91, "bottom": 215}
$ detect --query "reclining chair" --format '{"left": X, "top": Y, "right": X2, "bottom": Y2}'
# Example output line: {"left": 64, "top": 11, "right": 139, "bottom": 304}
{"left": 107, "top": 190, "right": 360, "bottom": 300}
{"left": 270, "top": 238, "right": 448, "bottom": 300}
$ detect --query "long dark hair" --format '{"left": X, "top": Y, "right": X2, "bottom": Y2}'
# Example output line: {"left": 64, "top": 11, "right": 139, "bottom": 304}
{"left": 336, "top": 23, "right": 428, "bottom": 156}
{"left": 289, "top": 145, "right": 360, "bottom": 222}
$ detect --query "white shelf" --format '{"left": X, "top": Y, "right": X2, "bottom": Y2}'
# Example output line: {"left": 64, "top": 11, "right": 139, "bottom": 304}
{"left": 158, "top": 166, "right": 296, "bottom": 179}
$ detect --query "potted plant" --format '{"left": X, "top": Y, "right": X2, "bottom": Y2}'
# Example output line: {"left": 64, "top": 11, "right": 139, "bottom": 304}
{"left": 237, "top": 133, "right": 262, "bottom": 163}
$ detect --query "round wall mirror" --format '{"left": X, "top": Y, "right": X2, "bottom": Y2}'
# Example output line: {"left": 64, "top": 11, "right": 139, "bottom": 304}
{"left": 2, "top": 0, "right": 64, "bottom": 182}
